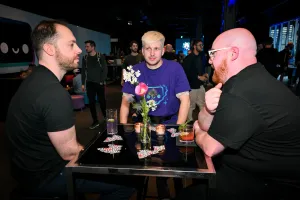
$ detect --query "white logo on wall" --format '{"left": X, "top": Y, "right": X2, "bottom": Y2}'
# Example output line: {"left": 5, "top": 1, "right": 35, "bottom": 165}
{"left": 182, "top": 42, "right": 190, "bottom": 51}
{"left": 0, "top": 42, "right": 29, "bottom": 54}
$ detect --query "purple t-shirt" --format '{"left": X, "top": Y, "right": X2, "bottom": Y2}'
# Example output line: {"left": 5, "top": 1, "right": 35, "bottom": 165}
{"left": 122, "top": 59, "right": 190, "bottom": 123}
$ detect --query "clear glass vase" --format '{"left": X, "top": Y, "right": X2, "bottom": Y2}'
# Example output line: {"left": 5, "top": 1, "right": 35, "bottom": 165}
{"left": 140, "top": 122, "right": 151, "bottom": 146}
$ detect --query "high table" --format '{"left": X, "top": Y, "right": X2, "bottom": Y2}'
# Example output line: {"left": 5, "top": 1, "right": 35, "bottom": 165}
{"left": 65, "top": 124, "right": 216, "bottom": 200}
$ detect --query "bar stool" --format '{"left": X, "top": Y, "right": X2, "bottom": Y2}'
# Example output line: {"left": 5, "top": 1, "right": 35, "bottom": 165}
{"left": 71, "top": 95, "right": 85, "bottom": 110}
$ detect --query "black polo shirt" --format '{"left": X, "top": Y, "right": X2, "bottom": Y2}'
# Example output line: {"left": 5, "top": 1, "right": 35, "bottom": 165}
{"left": 5, "top": 65, "right": 75, "bottom": 190}
{"left": 209, "top": 63, "right": 300, "bottom": 180}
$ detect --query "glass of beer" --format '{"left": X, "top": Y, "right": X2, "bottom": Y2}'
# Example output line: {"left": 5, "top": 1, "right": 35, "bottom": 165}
{"left": 179, "top": 125, "right": 194, "bottom": 142}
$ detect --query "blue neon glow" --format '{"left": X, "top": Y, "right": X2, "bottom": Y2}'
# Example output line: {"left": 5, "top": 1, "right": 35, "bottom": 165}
{"left": 228, "top": 0, "right": 237, "bottom": 6}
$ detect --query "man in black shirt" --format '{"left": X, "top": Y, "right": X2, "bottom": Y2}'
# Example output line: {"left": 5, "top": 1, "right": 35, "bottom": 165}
{"left": 5, "top": 20, "right": 134, "bottom": 199}
{"left": 121, "top": 40, "right": 144, "bottom": 86}
{"left": 81, "top": 40, "right": 108, "bottom": 129}
{"left": 256, "top": 37, "right": 280, "bottom": 78}
{"left": 162, "top": 44, "right": 177, "bottom": 61}
{"left": 183, "top": 39, "right": 208, "bottom": 122}
{"left": 177, "top": 28, "right": 300, "bottom": 199}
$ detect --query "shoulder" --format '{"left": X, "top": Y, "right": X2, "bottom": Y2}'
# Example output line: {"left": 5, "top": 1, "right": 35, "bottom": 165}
{"left": 123, "top": 55, "right": 130, "bottom": 61}
{"left": 99, "top": 52, "right": 105, "bottom": 57}
{"left": 133, "top": 61, "right": 145, "bottom": 69}
{"left": 39, "top": 83, "right": 71, "bottom": 105}
{"left": 164, "top": 59, "right": 184, "bottom": 71}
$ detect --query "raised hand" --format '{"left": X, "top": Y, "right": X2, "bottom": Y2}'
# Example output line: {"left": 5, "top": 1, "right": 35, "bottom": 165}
{"left": 204, "top": 83, "right": 222, "bottom": 114}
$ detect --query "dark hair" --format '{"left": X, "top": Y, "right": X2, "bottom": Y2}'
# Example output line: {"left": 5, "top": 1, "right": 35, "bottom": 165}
{"left": 265, "top": 37, "right": 273, "bottom": 45}
{"left": 85, "top": 40, "right": 96, "bottom": 47}
{"left": 31, "top": 20, "right": 67, "bottom": 59}
{"left": 192, "top": 39, "right": 203, "bottom": 48}
{"left": 130, "top": 40, "right": 138, "bottom": 47}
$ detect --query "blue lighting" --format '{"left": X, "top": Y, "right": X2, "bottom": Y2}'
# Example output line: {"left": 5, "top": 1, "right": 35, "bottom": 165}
{"left": 228, "top": 0, "right": 237, "bottom": 7}
{"left": 220, "top": 0, "right": 225, "bottom": 32}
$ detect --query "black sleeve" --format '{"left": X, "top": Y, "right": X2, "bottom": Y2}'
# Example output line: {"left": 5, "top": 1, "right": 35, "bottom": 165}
{"left": 37, "top": 85, "right": 75, "bottom": 132}
{"left": 208, "top": 93, "right": 265, "bottom": 150}
{"left": 182, "top": 55, "right": 191, "bottom": 80}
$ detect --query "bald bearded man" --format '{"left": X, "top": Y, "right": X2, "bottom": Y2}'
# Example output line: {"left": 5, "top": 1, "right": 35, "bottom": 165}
{"left": 176, "top": 28, "right": 300, "bottom": 200}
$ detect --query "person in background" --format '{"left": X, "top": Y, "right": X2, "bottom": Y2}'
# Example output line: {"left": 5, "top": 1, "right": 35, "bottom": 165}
{"left": 278, "top": 43, "right": 293, "bottom": 83}
{"left": 257, "top": 43, "right": 263, "bottom": 52}
{"left": 294, "top": 51, "right": 300, "bottom": 96}
{"left": 163, "top": 44, "right": 177, "bottom": 61}
{"left": 286, "top": 42, "right": 296, "bottom": 87}
{"left": 20, "top": 63, "right": 36, "bottom": 79}
{"left": 177, "top": 50, "right": 185, "bottom": 65}
{"left": 72, "top": 69, "right": 84, "bottom": 95}
{"left": 256, "top": 37, "right": 280, "bottom": 78}
{"left": 81, "top": 40, "right": 108, "bottom": 129}
{"left": 121, "top": 40, "right": 144, "bottom": 86}
{"left": 5, "top": 19, "right": 135, "bottom": 199}
{"left": 183, "top": 39, "right": 208, "bottom": 122}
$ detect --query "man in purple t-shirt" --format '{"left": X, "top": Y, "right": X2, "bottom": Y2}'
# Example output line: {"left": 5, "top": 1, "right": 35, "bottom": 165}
{"left": 120, "top": 30, "right": 190, "bottom": 200}
{"left": 120, "top": 31, "right": 190, "bottom": 125}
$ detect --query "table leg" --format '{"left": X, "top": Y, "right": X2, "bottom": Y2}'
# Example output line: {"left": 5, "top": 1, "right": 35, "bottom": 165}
{"left": 65, "top": 168, "right": 76, "bottom": 200}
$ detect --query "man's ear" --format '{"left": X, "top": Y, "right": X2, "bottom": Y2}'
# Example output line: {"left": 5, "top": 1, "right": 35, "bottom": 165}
{"left": 43, "top": 43, "right": 55, "bottom": 56}
{"left": 142, "top": 48, "right": 145, "bottom": 57}
{"left": 230, "top": 46, "right": 239, "bottom": 61}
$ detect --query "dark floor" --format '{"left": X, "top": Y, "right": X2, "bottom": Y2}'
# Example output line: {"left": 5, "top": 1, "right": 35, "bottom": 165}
{"left": 0, "top": 81, "right": 194, "bottom": 200}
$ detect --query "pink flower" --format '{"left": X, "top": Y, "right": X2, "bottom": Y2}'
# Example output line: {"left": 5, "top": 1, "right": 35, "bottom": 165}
{"left": 135, "top": 82, "right": 148, "bottom": 96}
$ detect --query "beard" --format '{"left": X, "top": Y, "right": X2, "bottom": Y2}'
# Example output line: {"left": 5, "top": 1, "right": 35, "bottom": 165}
{"left": 131, "top": 48, "right": 138, "bottom": 53}
{"left": 212, "top": 59, "right": 228, "bottom": 84}
{"left": 55, "top": 48, "right": 78, "bottom": 71}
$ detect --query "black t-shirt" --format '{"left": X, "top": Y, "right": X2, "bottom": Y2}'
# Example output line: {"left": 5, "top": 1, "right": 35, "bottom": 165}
{"left": 182, "top": 52, "right": 204, "bottom": 89}
{"left": 122, "top": 54, "right": 144, "bottom": 69}
{"left": 81, "top": 53, "right": 108, "bottom": 84}
{"left": 162, "top": 52, "right": 177, "bottom": 61}
{"left": 209, "top": 63, "right": 300, "bottom": 180}
{"left": 5, "top": 65, "right": 75, "bottom": 189}
{"left": 256, "top": 48, "right": 279, "bottom": 73}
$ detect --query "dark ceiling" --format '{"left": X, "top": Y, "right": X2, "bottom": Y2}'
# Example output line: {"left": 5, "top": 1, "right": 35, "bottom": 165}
{"left": 0, "top": 0, "right": 298, "bottom": 49}
{"left": 0, "top": 0, "right": 223, "bottom": 44}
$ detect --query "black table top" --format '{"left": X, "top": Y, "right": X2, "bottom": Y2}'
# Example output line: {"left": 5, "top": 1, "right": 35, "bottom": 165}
{"left": 67, "top": 124, "right": 216, "bottom": 182}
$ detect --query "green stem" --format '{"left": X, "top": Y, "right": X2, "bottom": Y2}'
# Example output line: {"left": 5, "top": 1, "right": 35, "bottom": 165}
{"left": 141, "top": 95, "right": 150, "bottom": 142}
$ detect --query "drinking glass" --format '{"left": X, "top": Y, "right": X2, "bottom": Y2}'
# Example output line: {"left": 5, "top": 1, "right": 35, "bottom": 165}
{"left": 179, "top": 125, "right": 194, "bottom": 142}
{"left": 106, "top": 109, "right": 118, "bottom": 135}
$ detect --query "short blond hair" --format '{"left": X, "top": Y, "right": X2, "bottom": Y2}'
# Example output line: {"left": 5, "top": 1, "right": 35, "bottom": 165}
{"left": 141, "top": 31, "right": 165, "bottom": 47}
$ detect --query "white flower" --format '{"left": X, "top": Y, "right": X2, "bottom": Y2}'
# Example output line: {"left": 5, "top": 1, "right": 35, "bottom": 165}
{"left": 123, "top": 71, "right": 132, "bottom": 82}
{"left": 135, "top": 70, "right": 141, "bottom": 77}
{"left": 147, "top": 100, "right": 157, "bottom": 111}
{"left": 124, "top": 66, "right": 139, "bottom": 85}
{"left": 124, "top": 66, "right": 158, "bottom": 115}
{"left": 132, "top": 77, "right": 137, "bottom": 84}
{"left": 127, "top": 65, "right": 133, "bottom": 71}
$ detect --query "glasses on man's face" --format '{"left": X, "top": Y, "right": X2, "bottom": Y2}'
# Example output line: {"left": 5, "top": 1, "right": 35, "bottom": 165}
{"left": 208, "top": 47, "right": 231, "bottom": 59}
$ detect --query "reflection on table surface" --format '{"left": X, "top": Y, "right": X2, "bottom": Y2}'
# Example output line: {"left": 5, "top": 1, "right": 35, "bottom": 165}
{"left": 75, "top": 124, "right": 215, "bottom": 174}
